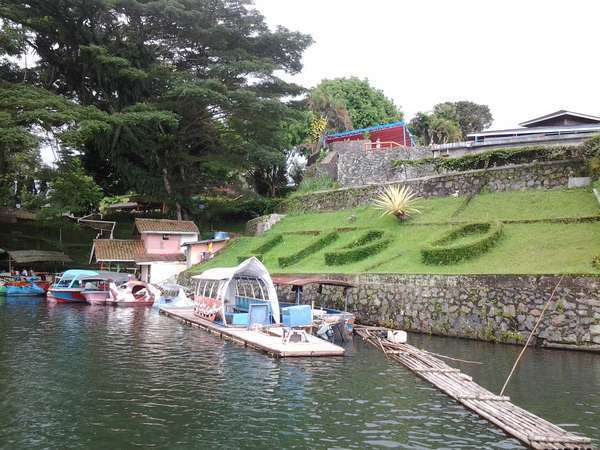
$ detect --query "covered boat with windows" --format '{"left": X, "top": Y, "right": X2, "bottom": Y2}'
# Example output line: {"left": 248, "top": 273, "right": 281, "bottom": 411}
{"left": 47, "top": 269, "right": 99, "bottom": 303}
{"left": 192, "top": 257, "right": 280, "bottom": 328}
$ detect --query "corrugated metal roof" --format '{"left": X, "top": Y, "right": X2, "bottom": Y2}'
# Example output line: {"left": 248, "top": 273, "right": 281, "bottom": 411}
{"left": 134, "top": 218, "right": 199, "bottom": 234}
{"left": 325, "top": 120, "right": 407, "bottom": 140}
{"left": 519, "top": 110, "right": 600, "bottom": 127}
{"left": 91, "top": 239, "right": 146, "bottom": 262}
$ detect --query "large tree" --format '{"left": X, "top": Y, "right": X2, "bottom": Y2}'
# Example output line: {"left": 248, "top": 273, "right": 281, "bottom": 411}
{"left": 0, "top": 0, "right": 312, "bottom": 217}
{"left": 433, "top": 101, "right": 493, "bottom": 137}
{"left": 309, "top": 77, "right": 402, "bottom": 132}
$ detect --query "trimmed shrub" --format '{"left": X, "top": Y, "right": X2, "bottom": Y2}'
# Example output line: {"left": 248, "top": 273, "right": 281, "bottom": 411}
{"left": 237, "top": 254, "right": 263, "bottom": 264}
{"left": 325, "top": 235, "right": 391, "bottom": 266}
{"left": 252, "top": 234, "right": 283, "bottom": 255}
{"left": 393, "top": 145, "right": 581, "bottom": 173}
{"left": 421, "top": 222, "right": 503, "bottom": 265}
{"left": 342, "top": 230, "right": 384, "bottom": 249}
{"left": 278, "top": 231, "right": 339, "bottom": 268}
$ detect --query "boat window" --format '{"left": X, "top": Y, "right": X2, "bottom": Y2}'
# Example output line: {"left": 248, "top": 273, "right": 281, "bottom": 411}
{"left": 55, "top": 278, "right": 73, "bottom": 288}
{"left": 162, "top": 234, "right": 170, "bottom": 240}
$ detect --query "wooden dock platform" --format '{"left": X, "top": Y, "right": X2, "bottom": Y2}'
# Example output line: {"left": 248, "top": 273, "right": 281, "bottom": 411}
{"left": 160, "top": 307, "right": 345, "bottom": 358}
{"left": 355, "top": 327, "right": 593, "bottom": 450}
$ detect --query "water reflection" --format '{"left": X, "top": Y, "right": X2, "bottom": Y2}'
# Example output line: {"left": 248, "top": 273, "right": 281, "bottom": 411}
{"left": 0, "top": 298, "right": 597, "bottom": 449}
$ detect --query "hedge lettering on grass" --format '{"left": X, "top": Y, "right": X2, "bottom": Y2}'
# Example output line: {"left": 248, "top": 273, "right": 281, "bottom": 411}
{"left": 237, "top": 254, "right": 263, "bottom": 264}
{"left": 325, "top": 234, "right": 391, "bottom": 266}
{"left": 342, "top": 230, "right": 384, "bottom": 249}
{"left": 252, "top": 234, "right": 283, "bottom": 254}
{"left": 421, "top": 221, "right": 503, "bottom": 265}
{"left": 278, "top": 231, "right": 339, "bottom": 268}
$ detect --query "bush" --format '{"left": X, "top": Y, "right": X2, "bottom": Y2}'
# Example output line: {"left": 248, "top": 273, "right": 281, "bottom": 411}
{"left": 421, "top": 221, "right": 504, "bottom": 265}
{"left": 325, "top": 233, "right": 391, "bottom": 265}
{"left": 393, "top": 145, "right": 581, "bottom": 173}
{"left": 583, "top": 134, "right": 600, "bottom": 159}
{"left": 293, "top": 174, "right": 339, "bottom": 195}
{"left": 341, "top": 230, "right": 384, "bottom": 249}
{"left": 278, "top": 231, "right": 339, "bottom": 267}
{"left": 252, "top": 234, "right": 283, "bottom": 254}
{"left": 237, "top": 255, "right": 263, "bottom": 264}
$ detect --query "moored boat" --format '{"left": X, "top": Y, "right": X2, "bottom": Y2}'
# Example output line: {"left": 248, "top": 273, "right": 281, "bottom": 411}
{"left": 47, "top": 269, "right": 99, "bottom": 303}
{"left": 0, "top": 277, "right": 47, "bottom": 296}
{"left": 106, "top": 280, "right": 160, "bottom": 307}
{"left": 81, "top": 272, "right": 130, "bottom": 305}
{"left": 272, "top": 276, "right": 356, "bottom": 342}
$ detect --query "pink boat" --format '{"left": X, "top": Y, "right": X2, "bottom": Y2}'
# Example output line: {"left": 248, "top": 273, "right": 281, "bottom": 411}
{"left": 106, "top": 280, "right": 160, "bottom": 307}
{"left": 81, "top": 272, "right": 130, "bottom": 305}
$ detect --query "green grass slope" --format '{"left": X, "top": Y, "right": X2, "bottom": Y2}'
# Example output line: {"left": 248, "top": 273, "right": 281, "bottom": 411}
{"left": 191, "top": 188, "right": 600, "bottom": 275}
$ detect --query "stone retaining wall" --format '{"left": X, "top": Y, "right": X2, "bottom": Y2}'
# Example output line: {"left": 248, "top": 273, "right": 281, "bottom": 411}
{"left": 337, "top": 147, "right": 433, "bottom": 186}
{"left": 283, "top": 159, "right": 586, "bottom": 213}
{"left": 275, "top": 273, "right": 600, "bottom": 351}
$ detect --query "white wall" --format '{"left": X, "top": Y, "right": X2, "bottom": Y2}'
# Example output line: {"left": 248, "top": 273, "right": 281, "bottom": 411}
{"left": 148, "top": 262, "right": 187, "bottom": 284}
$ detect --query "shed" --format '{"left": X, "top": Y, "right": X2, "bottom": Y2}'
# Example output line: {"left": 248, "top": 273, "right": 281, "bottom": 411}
{"left": 6, "top": 250, "right": 72, "bottom": 272}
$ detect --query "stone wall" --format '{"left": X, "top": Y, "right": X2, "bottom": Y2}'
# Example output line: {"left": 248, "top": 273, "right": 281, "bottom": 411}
{"left": 282, "top": 159, "right": 586, "bottom": 213}
{"left": 275, "top": 273, "right": 600, "bottom": 351}
{"left": 337, "top": 147, "right": 433, "bottom": 187}
{"left": 245, "top": 214, "right": 286, "bottom": 235}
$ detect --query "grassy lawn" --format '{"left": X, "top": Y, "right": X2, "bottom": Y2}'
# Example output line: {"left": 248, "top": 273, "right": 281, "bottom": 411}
{"left": 190, "top": 188, "right": 600, "bottom": 275}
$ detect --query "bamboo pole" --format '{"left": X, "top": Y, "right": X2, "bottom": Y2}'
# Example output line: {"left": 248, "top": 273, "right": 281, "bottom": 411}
{"left": 499, "top": 275, "right": 564, "bottom": 396}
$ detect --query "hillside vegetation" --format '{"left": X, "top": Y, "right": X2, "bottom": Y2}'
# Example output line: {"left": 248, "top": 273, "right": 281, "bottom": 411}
{"left": 190, "top": 188, "right": 600, "bottom": 275}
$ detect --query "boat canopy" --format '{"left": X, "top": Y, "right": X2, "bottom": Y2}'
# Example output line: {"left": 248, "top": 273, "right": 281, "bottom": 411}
{"left": 192, "top": 257, "right": 280, "bottom": 325}
{"left": 54, "top": 269, "right": 99, "bottom": 288}
{"left": 81, "top": 271, "right": 130, "bottom": 284}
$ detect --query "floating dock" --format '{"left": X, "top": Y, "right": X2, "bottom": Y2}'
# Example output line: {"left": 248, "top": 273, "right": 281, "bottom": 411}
{"left": 160, "top": 307, "right": 345, "bottom": 358}
{"left": 355, "top": 326, "right": 593, "bottom": 450}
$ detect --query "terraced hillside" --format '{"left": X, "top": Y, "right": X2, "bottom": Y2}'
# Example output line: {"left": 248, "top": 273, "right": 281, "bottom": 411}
{"left": 190, "top": 188, "right": 600, "bottom": 275}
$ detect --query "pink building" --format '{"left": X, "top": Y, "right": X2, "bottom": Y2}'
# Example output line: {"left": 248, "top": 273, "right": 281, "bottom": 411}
{"left": 90, "top": 219, "right": 227, "bottom": 283}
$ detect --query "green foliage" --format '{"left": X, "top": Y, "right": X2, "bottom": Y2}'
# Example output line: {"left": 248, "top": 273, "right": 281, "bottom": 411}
{"left": 582, "top": 134, "right": 600, "bottom": 158}
{"left": 372, "top": 185, "right": 421, "bottom": 220}
{"left": 294, "top": 174, "right": 339, "bottom": 195}
{"left": 42, "top": 159, "right": 103, "bottom": 217}
{"left": 1, "top": 0, "right": 314, "bottom": 213}
{"left": 325, "top": 232, "right": 391, "bottom": 265}
{"left": 309, "top": 77, "right": 402, "bottom": 132}
{"left": 278, "top": 231, "right": 339, "bottom": 268}
{"left": 237, "top": 255, "right": 263, "bottom": 264}
{"left": 342, "top": 230, "right": 385, "bottom": 249}
{"left": 422, "top": 222, "right": 504, "bottom": 265}
{"left": 433, "top": 101, "right": 493, "bottom": 137}
{"left": 409, "top": 101, "right": 492, "bottom": 145}
{"left": 252, "top": 234, "right": 283, "bottom": 254}
{"left": 393, "top": 145, "right": 581, "bottom": 173}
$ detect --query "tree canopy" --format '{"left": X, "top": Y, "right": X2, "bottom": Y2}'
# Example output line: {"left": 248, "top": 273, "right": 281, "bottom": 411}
{"left": 0, "top": 0, "right": 313, "bottom": 215}
{"left": 409, "top": 100, "right": 493, "bottom": 145}
{"left": 309, "top": 77, "right": 402, "bottom": 132}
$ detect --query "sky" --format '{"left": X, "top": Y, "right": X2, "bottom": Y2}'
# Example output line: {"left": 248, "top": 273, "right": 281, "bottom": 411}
{"left": 253, "top": 0, "right": 600, "bottom": 129}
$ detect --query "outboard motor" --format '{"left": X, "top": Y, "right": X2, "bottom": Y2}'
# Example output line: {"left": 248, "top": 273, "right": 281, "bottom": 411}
{"left": 316, "top": 323, "right": 334, "bottom": 341}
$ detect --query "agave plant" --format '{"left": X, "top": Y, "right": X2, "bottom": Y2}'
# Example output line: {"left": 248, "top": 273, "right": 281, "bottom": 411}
{"left": 373, "top": 185, "right": 421, "bottom": 221}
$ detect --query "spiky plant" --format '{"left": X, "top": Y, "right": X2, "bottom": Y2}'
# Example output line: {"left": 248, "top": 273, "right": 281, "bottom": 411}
{"left": 372, "top": 185, "right": 421, "bottom": 221}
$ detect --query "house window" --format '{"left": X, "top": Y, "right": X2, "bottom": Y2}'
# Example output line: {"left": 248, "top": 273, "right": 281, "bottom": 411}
{"left": 162, "top": 234, "right": 170, "bottom": 240}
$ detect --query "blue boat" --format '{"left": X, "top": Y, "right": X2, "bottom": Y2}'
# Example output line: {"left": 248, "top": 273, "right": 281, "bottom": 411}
{"left": 0, "top": 278, "right": 47, "bottom": 296}
{"left": 47, "top": 269, "right": 99, "bottom": 303}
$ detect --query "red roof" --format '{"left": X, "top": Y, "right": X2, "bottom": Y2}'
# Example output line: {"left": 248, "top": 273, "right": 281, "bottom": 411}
{"left": 134, "top": 218, "right": 199, "bottom": 234}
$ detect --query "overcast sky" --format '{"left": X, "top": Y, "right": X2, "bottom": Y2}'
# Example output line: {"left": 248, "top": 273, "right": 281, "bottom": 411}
{"left": 254, "top": 0, "right": 600, "bottom": 129}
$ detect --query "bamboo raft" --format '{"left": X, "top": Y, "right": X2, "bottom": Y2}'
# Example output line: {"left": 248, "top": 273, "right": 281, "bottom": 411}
{"left": 355, "top": 326, "right": 593, "bottom": 450}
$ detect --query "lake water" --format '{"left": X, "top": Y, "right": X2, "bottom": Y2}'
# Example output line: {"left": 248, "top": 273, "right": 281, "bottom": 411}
{"left": 0, "top": 297, "right": 598, "bottom": 449}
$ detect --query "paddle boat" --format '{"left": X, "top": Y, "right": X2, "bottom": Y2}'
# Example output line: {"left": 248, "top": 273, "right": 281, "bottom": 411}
{"left": 152, "top": 283, "right": 194, "bottom": 310}
{"left": 272, "top": 276, "right": 356, "bottom": 342}
{"left": 81, "top": 272, "right": 130, "bottom": 305}
{"left": 157, "top": 257, "right": 345, "bottom": 357}
{"left": 105, "top": 279, "right": 160, "bottom": 307}
{"left": 47, "top": 269, "right": 99, "bottom": 303}
{"left": 0, "top": 276, "right": 48, "bottom": 296}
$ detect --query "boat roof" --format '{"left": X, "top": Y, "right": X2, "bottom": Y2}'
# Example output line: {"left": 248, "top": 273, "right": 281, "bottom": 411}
{"left": 80, "top": 272, "right": 130, "bottom": 282}
{"left": 59, "top": 269, "right": 99, "bottom": 279}
{"left": 271, "top": 276, "right": 355, "bottom": 288}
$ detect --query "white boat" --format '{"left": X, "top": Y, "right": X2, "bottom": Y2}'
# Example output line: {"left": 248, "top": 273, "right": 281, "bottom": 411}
{"left": 106, "top": 280, "right": 160, "bottom": 307}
